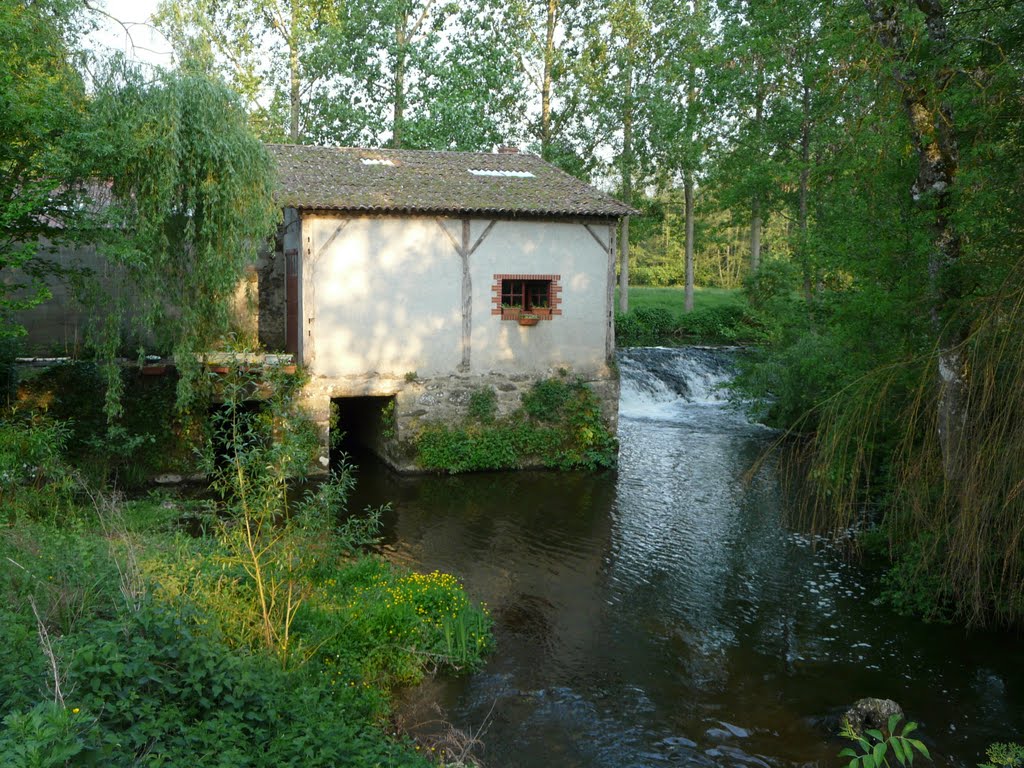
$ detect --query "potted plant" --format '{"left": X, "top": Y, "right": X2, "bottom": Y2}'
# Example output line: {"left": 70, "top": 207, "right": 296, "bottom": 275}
{"left": 518, "top": 312, "right": 540, "bottom": 326}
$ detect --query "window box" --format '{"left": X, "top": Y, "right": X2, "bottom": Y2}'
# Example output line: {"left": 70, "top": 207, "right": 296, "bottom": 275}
{"left": 518, "top": 314, "right": 540, "bottom": 326}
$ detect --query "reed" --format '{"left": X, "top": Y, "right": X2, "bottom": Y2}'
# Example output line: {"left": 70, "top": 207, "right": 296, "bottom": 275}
{"left": 779, "top": 259, "right": 1024, "bottom": 626}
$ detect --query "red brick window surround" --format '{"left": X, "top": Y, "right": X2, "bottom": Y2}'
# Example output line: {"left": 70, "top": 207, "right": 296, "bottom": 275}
{"left": 491, "top": 274, "right": 562, "bottom": 320}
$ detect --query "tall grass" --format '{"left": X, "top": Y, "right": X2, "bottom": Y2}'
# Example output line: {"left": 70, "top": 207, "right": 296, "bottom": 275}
{"left": 782, "top": 261, "right": 1024, "bottom": 626}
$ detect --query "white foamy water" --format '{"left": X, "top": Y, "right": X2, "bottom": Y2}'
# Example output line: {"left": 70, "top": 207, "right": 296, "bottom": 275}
{"left": 617, "top": 346, "right": 735, "bottom": 422}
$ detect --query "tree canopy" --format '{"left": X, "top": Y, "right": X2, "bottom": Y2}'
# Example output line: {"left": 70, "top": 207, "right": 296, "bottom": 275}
{"left": 5, "top": 0, "right": 1024, "bottom": 624}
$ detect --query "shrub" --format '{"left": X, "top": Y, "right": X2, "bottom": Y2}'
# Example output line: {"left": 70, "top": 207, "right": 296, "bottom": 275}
{"left": 0, "top": 416, "right": 75, "bottom": 520}
{"left": 674, "top": 304, "right": 766, "bottom": 344}
{"left": 616, "top": 303, "right": 765, "bottom": 346}
{"left": 743, "top": 257, "right": 800, "bottom": 310}
{"left": 838, "top": 715, "right": 931, "bottom": 768}
{"left": 467, "top": 386, "right": 497, "bottom": 423}
{"left": 417, "top": 377, "right": 617, "bottom": 473}
{"left": 0, "top": 598, "right": 431, "bottom": 768}
{"left": 521, "top": 377, "right": 573, "bottom": 421}
{"left": 15, "top": 361, "right": 192, "bottom": 485}
{"left": 0, "top": 337, "right": 20, "bottom": 403}
{"left": 982, "top": 743, "right": 1024, "bottom": 768}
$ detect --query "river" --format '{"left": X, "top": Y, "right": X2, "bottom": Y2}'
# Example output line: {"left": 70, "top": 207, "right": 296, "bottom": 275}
{"left": 344, "top": 346, "right": 1022, "bottom": 767}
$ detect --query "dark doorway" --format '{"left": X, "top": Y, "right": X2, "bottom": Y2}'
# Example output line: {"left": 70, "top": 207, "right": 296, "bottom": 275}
{"left": 330, "top": 395, "right": 396, "bottom": 465}
{"left": 285, "top": 248, "right": 299, "bottom": 356}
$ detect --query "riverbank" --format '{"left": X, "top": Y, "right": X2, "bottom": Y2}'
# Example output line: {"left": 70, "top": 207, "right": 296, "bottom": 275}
{"left": 0, "top": 411, "right": 493, "bottom": 765}
{"left": 615, "top": 286, "right": 767, "bottom": 346}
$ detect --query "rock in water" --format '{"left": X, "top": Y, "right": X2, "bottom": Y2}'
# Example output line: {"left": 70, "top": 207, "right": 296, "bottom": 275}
{"left": 842, "top": 698, "right": 904, "bottom": 732}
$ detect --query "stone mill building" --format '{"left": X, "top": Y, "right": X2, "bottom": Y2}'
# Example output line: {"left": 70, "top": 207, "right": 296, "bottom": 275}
{"left": 257, "top": 144, "right": 635, "bottom": 471}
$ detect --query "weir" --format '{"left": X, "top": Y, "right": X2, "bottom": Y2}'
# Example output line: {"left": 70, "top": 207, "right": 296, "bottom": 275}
{"left": 617, "top": 345, "right": 735, "bottom": 418}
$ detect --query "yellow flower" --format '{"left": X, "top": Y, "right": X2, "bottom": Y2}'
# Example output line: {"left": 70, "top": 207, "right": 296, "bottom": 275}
{"left": 72, "top": 708, "right": 80, "bottom": 714}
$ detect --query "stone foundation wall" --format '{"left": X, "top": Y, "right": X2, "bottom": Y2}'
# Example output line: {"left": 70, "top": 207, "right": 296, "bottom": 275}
{"left": 299, "top": 366, "right": 620, "bottom": 473}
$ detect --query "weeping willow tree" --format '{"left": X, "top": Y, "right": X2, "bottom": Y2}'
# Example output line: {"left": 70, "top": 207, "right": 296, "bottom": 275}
{"left": 85, "top": 63, "right": 279, "bottom": 414}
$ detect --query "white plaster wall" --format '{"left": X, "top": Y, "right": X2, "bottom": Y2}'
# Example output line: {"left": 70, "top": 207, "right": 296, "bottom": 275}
{"left": 300, "top": 214, "right": 613, "bottom": 380}
{"left": 471, "top": 220, "right": 612, "bottom": 375}
{"left": 303, "top": 215, "right": 463, "bottom": 377}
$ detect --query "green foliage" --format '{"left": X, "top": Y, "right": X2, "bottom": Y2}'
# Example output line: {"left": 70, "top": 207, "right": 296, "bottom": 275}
{"left": 380, "top": 399, "right": 396, "bottom": 441}
{"left": 0, "top": 416, "right": 76, "bottom": 521}
{"left": 877, "top": 534, "right": 955, "bottom": 623}
{"left": 677, "top": 305, "right": 766, "bottom": 344}
{"left": 981, "top": 743, "right": 1024, "bottom": 768}
{"left": 0, "top": 0, "right": 91, "bottom": 339}
{"left": 15, "top": 362, "right": 193, "bottom": 485}
{"left": 0, "top": 597, "right": 430, "bottom": 768}
{"left": 417, "top": 377, "right": 616, "bottom": 473}
{"left": 616, "top": 286, "right": 767, "bottom": 346}
{"left": 467, "top": 386, "right": 497, "bottom": 424}
{"left": 743, "top": 257, "right": 800, "bottom": 311}
{"left": 0, "top": 449, "right": 490, "bottom": 766}
{"left": 521, "top": 377, "right": 575, "bottom": 421}
{"left": 839, "top": 716, "right": 931, "bottom": 768}
{"left": 88, "top": 65, "right": 278, "bottom": 389}
{"left": 0, "top": 339, "right": 20, "bottom": 402}
{"left": 616, "top": 303, "right": 765, "bottom": 346}
{"left": 303, "top": 558, "right": 493, "bottom": 686}
{"left": 0, "top": 702, "right": 94, "bottom": 768}
{"left": 200, "top": 359, "right": 326, "bottom": 663}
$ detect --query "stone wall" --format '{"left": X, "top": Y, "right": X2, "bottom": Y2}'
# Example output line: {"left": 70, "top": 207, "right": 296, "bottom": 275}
{"left": 255, "top": 241, "right": 286, "bottom": 351}
{"left": 298, "top": 365, "right": 620, "bottom": 473}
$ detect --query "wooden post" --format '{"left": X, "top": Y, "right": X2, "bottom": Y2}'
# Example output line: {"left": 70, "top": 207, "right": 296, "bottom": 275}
{"left": 619, "top": 216, "right": 630, "bottom": 314}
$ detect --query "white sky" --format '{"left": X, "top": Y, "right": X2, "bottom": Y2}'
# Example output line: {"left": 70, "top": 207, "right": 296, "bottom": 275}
{"left": 83, "top": 0, "right": 174, "bottom": 70}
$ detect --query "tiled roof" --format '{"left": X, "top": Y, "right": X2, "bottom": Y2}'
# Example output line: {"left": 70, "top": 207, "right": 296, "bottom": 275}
{"left": 266, "top": 144, "right": 637, "bottom": 219}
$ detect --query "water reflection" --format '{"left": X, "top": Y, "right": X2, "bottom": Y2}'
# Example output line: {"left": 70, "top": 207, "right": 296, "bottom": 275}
{"left": 343, "top": 348, "right": 1022, "bottom": 767}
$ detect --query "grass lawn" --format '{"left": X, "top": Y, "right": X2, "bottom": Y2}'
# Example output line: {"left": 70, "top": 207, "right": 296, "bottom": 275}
{"left": 616, "top": 286, "right": 746, "bottom": 318}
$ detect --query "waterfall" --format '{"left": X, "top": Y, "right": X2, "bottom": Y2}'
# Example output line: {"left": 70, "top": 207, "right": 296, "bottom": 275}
{"left": 617, "top": 346, "right": 736, "bottom": 422}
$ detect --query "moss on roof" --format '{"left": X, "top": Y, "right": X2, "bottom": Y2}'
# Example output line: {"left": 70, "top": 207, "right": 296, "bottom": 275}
{"left": 266, "top": 144, "right": 636, "bottom": 219}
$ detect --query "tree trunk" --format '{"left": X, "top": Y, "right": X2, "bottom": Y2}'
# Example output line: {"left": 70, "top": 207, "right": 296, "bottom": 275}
{"left": 541, "top": 0, "right": 556, "bottom": 160}
{"left": 749, "top": 81, "right": 765, "bottom": 275}
{"left": 750, "top": 194, "right": 762, "bottom": 274}
{"left": 619, "top": 63, "right": 634, "bottom": 315}
{"left": 392, "top": 20, "right": 408, "bottom": 149}
{"left": 684, "top": 173, "right": 695, "bottom": 313}
{"left": 288, "top": 3, "right": 300, "bottom": 143}
{"left": 619, "top": 217, "right": 630, "bottom": 313}
{"left": 798, "top": 82, "right": 812, "bottom": 301}
{"left": 864, "top": 0, "right": 964, "bottom": 481}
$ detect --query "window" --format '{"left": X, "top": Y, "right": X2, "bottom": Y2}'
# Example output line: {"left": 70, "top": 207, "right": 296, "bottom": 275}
{"left": 501, "top": 279, "right": 550, "bottom": 310}
{"left": 491, "top": 274, "right": 562, "bottom": 320}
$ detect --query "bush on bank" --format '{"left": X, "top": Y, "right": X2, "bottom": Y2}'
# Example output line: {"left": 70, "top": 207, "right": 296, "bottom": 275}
{"left": 0, "top": 361, "right": 494, "bottom": 766}
{"left": 615, "top": 304, "right": 768, "bottom": 347}
{"left": 415, "top": 376, "right": 618, "bottom": 473}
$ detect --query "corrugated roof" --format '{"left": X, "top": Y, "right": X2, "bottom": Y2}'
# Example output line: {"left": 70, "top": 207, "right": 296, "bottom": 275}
{"left": 266, "top": 144, "right": 637, "bottom": 219}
